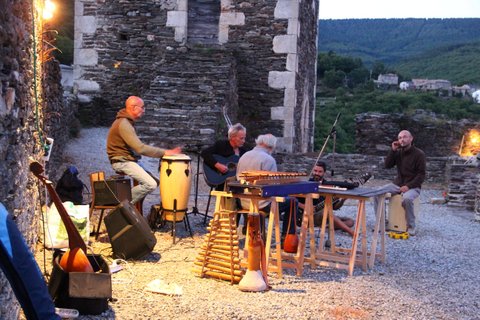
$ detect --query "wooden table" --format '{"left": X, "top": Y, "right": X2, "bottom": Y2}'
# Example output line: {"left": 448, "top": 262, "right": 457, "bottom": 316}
{"left": 210, "top": 190, "right": 317, "bottom": 278}
{"left": 312, "top": 186, "right": 389, "bottom": 276}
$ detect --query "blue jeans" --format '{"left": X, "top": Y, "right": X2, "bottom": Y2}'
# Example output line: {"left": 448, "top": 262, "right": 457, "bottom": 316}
{"left": 373, "top": 183, "right": 421, "bottom": 228}
{"left": 112, "top": 161, "right": 159, "bottom": 204}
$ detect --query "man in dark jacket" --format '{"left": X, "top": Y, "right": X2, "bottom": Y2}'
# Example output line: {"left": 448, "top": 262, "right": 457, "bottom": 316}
{"left": 377, "top": 130, "right": 426, "bottom": 235}
{"left": 201, "top": 123, "right": 248, "bottom": 190}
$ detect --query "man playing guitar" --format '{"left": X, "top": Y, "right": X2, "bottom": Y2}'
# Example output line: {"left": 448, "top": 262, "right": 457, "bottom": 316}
{"left": 201, "top": 123, "right": 248, "bottom": 232}
{"left": 201, "top": 123, "right": 248, "bottom": 190}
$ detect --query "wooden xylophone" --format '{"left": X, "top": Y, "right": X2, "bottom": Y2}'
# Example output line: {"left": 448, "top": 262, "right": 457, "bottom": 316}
{"left": 192, "top": 210, "right": 244, "bottom": 284}
{"left": 230, "top": 171, "right": 319, "bottom": 197}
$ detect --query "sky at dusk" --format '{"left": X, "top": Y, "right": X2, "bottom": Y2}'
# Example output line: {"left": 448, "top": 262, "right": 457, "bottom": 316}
{"left": 319, "top": 0, "right": 480, "bottom": 19}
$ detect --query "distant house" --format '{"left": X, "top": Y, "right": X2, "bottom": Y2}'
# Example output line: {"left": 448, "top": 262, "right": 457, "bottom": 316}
{"left": 374, "top": 73, "right": 398, "bottom": 89}
{"left": 452, "top": 84, "right": 471, "bottom": 97}
{"left": 377, "top": 73, "right": 399, "bottom": 85}
{"left": 412, "top": 79, "right": 451, "bottom": 91}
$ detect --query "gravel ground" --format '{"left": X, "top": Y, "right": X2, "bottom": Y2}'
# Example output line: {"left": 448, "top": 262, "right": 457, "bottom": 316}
{"left": 35, "top": 128, "right": 480, "bottom": 320}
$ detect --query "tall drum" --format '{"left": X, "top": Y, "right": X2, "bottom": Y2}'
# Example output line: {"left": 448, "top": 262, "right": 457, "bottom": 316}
{"left": 159, "top": 154, "right": 192, "bottom": 222}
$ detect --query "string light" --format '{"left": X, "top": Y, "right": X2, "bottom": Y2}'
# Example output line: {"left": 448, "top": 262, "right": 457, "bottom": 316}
{"left": 43, "top": 0, "right": 56, "bottom": 20}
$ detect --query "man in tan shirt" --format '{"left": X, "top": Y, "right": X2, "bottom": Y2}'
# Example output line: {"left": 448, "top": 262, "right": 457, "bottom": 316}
{"left": 107, "top": 96, "right": 181, "bottom": 204}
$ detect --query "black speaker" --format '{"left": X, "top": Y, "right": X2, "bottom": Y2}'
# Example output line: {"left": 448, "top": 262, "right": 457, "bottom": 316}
{"left": 104, "top": 200, "right": 157, "bottom": 260}
{"left": 93, "top": 177, "right": 131, "bottom": 206}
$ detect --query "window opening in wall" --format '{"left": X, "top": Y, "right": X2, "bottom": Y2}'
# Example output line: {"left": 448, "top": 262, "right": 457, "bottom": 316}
{"left": 118, "top": 30, "right": 129, "bottom": 41}
{"left": 188, "top": 0, "right": 220, "bottom": 44}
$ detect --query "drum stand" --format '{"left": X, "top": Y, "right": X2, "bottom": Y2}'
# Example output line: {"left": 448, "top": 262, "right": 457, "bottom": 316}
{"left": 189, "top": 151, "right": 214, "bottom": 224}
{"left": 165, "top": 200, "right": 193, "bottom": 244}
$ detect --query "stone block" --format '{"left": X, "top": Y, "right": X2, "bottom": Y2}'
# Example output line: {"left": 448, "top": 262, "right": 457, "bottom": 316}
{"left": 220, "top": 12, "right": 245, "bottom": 26}
{"left": 268, "top": 71, "right": 295, "bottom": 89}
{"left": 284, "top": 88, "right": 296, "bottom": 107}
{"left": 77, "top": 93, "right": 92, "bottom": 103}
{"left": 200, "top": 128, "right": 215, "bottom": 135}
{"left": 221, "top": 0, "right": 233, "bottom": 11}
{"left": 174, "top": 26, "right": 187, "bottom": 43}
{"left": 287, "top": 18, "right": 300, "bottom": 35}
{"left": 74, "top": 32, "right": 83, "bottom": 49}
{"left": 75, "top": 16, "right": 96, "bottom": 34}
{"left": 166, "top": 11, "right": 187, "bottom": 27}
{"left": 75, "top": 0, "right": 84, "bottom": 16}
{"left": 273, "top": 35, "right": 297, "bottom": 54}
{"left": 286, "top": 53, "right": 297, "bottom": 72}
{"left": 218, "top": 24, "right": 230, "bottom": 44}
{"left": 271, "top": 106, "right": 285, "bottom": 120}
{"left": 74, "top": 49, "right": 98, "bottom": 66}
{"left": 274, "top": 0, "right": 299, "bottom": 19}
{"left": 74, "top": 80, "right": 100, "bottom": 93}
{"left": 177, "top": 0, "right": 188, "bottom": 11}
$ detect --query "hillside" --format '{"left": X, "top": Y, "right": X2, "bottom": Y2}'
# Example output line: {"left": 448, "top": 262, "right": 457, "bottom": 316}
{"left": 394, "top": 42, "right": 480, "bottom": 85}
{"left": 318, "top": 18, "right": 480, "bottom": 67}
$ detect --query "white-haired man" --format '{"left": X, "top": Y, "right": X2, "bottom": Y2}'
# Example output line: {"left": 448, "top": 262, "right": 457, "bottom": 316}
{"left": 236, "top": 134, "right": 298, "bottom": 244}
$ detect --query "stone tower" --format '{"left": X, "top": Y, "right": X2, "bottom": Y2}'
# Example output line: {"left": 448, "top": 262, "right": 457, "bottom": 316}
{"left": 74, "top": 0, "right": 319, "bottom": 153}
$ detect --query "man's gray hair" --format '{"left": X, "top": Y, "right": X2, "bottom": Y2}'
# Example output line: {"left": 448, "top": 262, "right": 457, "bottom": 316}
{"left": 228, "top": 123, "right": 246, "bottom": 139}
{"left": 255, "top": 133, "right": 277, "bottom": 149}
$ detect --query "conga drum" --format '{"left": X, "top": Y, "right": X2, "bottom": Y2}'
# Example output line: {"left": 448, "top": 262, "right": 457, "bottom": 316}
{"left": 159, "top": 154, "right": 192, "bottom": 222}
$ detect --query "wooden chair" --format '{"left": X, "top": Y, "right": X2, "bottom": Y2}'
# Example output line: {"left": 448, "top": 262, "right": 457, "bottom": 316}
{"left": 89, "top": 171, "right": 118, "bottom": 239}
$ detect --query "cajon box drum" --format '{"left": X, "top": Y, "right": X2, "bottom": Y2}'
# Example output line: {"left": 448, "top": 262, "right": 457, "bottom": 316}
{"left": 93, "top": 177, "right": 131, "bottom": 206}
{"left": 104, "top": 200, "right": 157, "bottom": 260}
{"left": 387, "top": 195, "right": 420, "bottom": 232}
{"left": 159, "top": 154, "right": 192, "bottom": 222}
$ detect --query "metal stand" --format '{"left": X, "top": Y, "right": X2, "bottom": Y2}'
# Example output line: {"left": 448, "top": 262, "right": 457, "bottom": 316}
{"left": 309, "top": 112, "right": 341, "bottom": 179}
{"left": 310, "top": 112, "right": 341, "bottom": 248}
{"left": 189, "top": 151, "right": 202, "bottom": 216}
{"left": 168, "top": 199, "right": 193, "bottom": 244}
{"left": 203, "top": 186, "right": 215, "bottom": 225}
{"left": 187, "top": 150, "right": 215, "bottom": 225}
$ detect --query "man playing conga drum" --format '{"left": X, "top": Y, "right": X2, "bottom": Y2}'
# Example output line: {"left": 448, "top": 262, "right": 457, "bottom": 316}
{"left": 107, "top": 96, "right": 182, "bottom": 205}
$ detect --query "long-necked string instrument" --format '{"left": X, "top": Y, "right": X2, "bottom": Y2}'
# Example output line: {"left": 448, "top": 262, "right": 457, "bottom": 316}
{"left": 30, "top": 161, "right": 94, "bottom": 273}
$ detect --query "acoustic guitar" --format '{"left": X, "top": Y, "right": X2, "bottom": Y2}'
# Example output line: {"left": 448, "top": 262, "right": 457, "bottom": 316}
{"left": 203, "top": 154, "right": 240, "bottom": 186}
{"left": 30, "top": 161, "right": 93, "bottom": 273}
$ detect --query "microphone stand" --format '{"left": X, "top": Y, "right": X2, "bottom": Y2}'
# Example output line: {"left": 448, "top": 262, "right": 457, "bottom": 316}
{"left": 309, "top": 112, "right": 341, "bottom": 250}
{"left": 309, "top": 112, "right": 341, "bottom": 179}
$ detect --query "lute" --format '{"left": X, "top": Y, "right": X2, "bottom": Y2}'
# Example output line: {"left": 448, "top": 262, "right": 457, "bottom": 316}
{"left": 30, "top": 161, "right": 93, "bottom": 273}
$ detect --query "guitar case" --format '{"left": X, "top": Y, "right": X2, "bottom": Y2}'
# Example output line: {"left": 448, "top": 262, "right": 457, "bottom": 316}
{"left": 0, "top": 203, "right": 60, "bottom": 320}
{"left": 104, "top": 200, "right": 157, "bottom": 260}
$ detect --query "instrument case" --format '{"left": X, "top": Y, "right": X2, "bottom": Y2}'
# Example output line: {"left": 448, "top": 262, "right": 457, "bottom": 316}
{"left": 104, "top": 200, "right": 157, "bottom": 260}
{"left": 48, "top": 253, "right": 112, "bottom": 315}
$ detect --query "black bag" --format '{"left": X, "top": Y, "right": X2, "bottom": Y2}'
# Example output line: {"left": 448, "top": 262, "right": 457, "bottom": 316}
{"left": 55, "top": 166, "right": 85, "bottom": 205}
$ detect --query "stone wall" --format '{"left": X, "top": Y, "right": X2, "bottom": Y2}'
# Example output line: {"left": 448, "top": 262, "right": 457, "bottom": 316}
{"left": 74, "top": 0, "right": 318, "bottom": 153}
{"left": 138, "top": 46, "right": 239, "bottom": 149}
{"left": 355, "top": 110, "right": 480, "bottom": 157}
{"left": 0, "top": 1, "right": 74, "bottom": 316}
{"left": 277, "top": 152, "right": 449, "bottom": 185}
{"left": 446, "top": 159, "right": 480, "bottom": 210}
